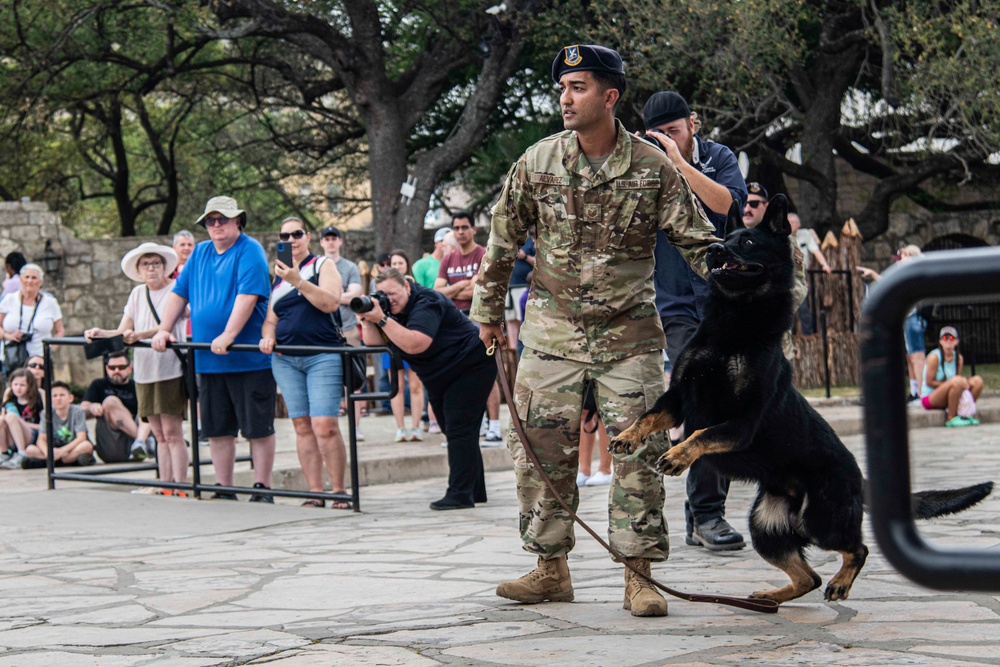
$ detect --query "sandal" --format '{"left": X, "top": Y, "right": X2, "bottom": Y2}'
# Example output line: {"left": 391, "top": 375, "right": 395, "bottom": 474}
{"left": 301, "top": 499, "right": 326, "bottom": 508}
{"left": 331, "top": 500, "right": 353, "bottom": 510}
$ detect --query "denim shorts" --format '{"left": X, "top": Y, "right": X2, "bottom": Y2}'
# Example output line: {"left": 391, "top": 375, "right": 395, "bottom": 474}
{"left": 903, "top": 313, "right": 927, "bottom": 355}
{"left": 271, "top": 353, "right": 344, "bottom": 419}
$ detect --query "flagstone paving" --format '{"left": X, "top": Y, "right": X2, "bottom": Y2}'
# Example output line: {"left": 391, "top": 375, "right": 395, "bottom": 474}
{"left": 0, "top": 409, "right": 998, "bottom": 665}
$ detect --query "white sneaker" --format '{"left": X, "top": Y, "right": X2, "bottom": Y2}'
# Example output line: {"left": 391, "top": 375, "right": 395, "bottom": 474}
{"left": 585, "top": 471, "right": 613, "bottom": 486}
{"left": 480, "top": 417, "right": 488, "bottom": 437}
{"left": 1, "top": 452, "right": 25, "bottom": 469}
{"left": 576, "top": 471, "right": 590, "bottom": 487}
{"left": 354, "top": 431, "right": 365, "bottom": 442}
{"left": 428, "top": 421, "right": 441, "bottom": 434}
{"left": 394, "top": 428, "right": 408, "bottom": 442}
{"left": 409, "top": 428, "right": 423, "bottom": 442}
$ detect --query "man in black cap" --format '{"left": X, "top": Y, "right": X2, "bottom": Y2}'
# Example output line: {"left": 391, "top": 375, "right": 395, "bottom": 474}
{"left": 472, "top": 45, "right": 720, "bottom": 617}
{"left": 643, "top": 91, "right": 748, "bottom": 553}
{"left": 743, "top": 182, "right": 769, "bottom": 227}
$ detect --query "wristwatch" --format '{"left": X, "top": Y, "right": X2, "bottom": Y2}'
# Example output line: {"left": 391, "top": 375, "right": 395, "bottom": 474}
{"left": 377, "top": 315, "right": 389, "bottom": 328}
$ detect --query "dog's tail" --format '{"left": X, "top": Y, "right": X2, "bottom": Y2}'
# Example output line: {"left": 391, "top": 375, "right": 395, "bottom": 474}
{"left": 863, "top": 480, "right": 993, "bottom": 519}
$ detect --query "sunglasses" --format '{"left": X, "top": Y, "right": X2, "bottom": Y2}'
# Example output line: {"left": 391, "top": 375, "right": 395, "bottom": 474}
{"left": 26, "top": 362, "right": 45, "bottom": 369}
{"left": 203, "top": 216, "right": 232, "bottom": 227}
{"left": 941, "top": 334, "right": 957, "bottom": 341}
{"left": 279, "top": 230, "right": 307, "bottom": 241}
{"left": 106, "top": 364, "right": 131, "bottom": 371}
{"left": 746, "top": 200, "right": 766, "bottom": 210}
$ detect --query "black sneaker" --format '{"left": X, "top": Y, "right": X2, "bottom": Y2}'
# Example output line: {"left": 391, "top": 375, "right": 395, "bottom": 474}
{"left": 248, "top": 482, "right": 274, "bottom": 504}
{"left": 210, "top": 483, "right": 238, "bottom": 501}
{"left": 76, "top": 453, "right": 96, "bottom": 466}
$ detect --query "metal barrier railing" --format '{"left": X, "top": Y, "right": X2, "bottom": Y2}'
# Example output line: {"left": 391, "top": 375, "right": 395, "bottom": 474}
{"left": 41, "top": 337, "right": 397, "bottom": 512}
{"left": 859, "top": 246, "right": 1000, "bottom": 592}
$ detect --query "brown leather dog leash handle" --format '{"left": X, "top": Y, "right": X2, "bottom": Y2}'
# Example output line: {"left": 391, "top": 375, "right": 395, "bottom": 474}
{"left": 490, "top": 343, "right": 779, "bottom": 614}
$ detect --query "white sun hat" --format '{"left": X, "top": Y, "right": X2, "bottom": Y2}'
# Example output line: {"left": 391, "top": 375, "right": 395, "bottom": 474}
{"left": 121, "top": 242, "right": 178, "bottom": 282}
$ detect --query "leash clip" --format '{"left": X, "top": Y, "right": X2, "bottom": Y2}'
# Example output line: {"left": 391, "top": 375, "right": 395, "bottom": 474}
{"left": 486, "top": 337, "right": 498, "bottom": 356}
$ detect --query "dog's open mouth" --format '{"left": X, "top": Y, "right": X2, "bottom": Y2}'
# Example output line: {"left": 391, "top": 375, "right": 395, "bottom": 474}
{"left": 710, "top": 260, "right": 764, "bottom": 276}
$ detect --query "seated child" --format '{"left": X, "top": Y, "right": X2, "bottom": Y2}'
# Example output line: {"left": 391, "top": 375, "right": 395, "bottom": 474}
{"left": 0, "top": 369, "right": 44, "bottom": 469}
{"left": 21, "top": 381, "right": 95, "bottom": 467}
{"left": 921, "top": 326, "right": 984, "bottom": 427}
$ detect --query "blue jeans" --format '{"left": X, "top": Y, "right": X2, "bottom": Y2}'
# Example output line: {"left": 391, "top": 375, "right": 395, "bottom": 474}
{"left": 904, "top": 313, "right": 927, "bottom": 355}
{"left": 270, "top": 353, "right": 344, "bottom": 419}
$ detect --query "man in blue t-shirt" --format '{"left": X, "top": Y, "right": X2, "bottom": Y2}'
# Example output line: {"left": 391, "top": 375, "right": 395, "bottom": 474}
{"left": 152, "top": 196, "right": 276, "bottom": 503}
{"left": 643, "top": 91, "right": 749, "bottom": 553}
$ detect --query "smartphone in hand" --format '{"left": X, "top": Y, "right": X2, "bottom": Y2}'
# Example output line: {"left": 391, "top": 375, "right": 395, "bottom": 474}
{"left": 277, "top": 241, "right": 293, "bottom": 268}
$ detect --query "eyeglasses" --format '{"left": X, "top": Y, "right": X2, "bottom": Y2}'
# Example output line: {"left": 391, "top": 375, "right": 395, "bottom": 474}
{"left": 746, "top": 200, "right": 766, "bottom": 210}
{"left": 138, "top": 261, "right": 164, "bottom": 269}
{"left": 279, "top": 230, "right": 307, "bottom": 241}
{"left": 26, "top": 362, "right": 45, "bottom": 369}
{"left": 106, "top": 364, "right": 131, "bottom": 371}
{"left": 941, "top": 334, "right": 957, "bottom": 341}
{"left": 203, "top": 216, "right": 232, "bottom": 227}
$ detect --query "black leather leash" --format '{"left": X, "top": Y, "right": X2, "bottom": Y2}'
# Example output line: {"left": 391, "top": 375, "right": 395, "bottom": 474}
{"left": 488, "top": 341, "right": 779, "bottom": 614}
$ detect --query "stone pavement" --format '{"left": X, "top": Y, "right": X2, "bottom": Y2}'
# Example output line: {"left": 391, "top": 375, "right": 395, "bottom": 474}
{"left": 0, "top": 404, "right": 998, "bottom": 665}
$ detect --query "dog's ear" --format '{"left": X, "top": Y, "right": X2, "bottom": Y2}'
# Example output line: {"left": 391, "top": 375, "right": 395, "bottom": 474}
{"left": 762, "top": 194, "right": 791, "bottom": 236}
{"left": 725, "top": 199, "right": 744, "bottom": 235}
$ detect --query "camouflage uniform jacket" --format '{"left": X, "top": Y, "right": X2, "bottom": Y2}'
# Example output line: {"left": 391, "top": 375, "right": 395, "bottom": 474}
{"left": 471, "top": 121, "right": 721, "bottom": 364}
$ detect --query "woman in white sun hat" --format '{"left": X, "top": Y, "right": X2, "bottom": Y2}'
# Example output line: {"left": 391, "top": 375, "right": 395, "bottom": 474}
{"left": 85, "top": 242, "right": 190, "bottom": 493}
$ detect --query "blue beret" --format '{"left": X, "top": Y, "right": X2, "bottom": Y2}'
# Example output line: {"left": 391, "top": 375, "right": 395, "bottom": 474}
{"left": 551, "top": 44, "right": 625, "bottom": 83}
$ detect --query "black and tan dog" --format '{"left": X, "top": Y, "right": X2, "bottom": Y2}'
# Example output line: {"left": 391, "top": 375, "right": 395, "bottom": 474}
{"left": 610, "top": 195, "right": 992, "bottom": 604}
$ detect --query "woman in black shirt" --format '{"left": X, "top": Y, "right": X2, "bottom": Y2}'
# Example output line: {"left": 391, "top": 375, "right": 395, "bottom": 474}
{"left": 359, "top": 268, "right": 496, "bottom": 510}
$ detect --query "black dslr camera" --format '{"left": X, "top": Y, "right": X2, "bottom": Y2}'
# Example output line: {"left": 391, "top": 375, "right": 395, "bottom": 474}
{"left": 350, "top": 291, "right": 391, "bottom": 315}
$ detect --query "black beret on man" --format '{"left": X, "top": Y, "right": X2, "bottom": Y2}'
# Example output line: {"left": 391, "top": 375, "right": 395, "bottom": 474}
{"left": 551, "top": 44, "right": 625, "bottom": 83}
{"left": 642, "top": 91, "right": 692, "bottom": 130}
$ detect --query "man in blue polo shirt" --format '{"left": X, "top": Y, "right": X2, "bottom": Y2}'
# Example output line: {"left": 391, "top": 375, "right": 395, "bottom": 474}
{"left": 151, "top": 196, "right": 276, "bottom": 503}
{"left": 643, "top": 91, "right": 749, "bottom": 552}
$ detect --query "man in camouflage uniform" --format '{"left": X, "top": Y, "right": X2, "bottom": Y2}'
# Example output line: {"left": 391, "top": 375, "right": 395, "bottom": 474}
{"left": 471, "top": 44, "right": 720, "bottom": 617}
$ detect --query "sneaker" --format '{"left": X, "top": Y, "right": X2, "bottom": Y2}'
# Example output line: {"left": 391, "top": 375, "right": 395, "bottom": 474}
{"left": 481, "top": 430, "right": 504, "bottom": 447}
{"left": 585, "top": 471, "right": 613, "bottom": 486}
{"left": 394, "top": 428, "right": 408, "bottom": 442}
{"left": 145, "top": 436, "right": 157, "bottom": 457}
{"left": 576, "top": 471, "right": 590, "bottom": 487}
{"left": 408, "top": 427, "right": 423, "bottom": 442}
{"left": 480, "top": 415, "right": 488, "bottom": 437}
{"left": 76, "top": 453, "right": 96, "bottom": 467}
{"left": 210, "top": 483, "right": 239, "bottom": 501}
{"left": 966, "top": 416, "right": 981, "bottom": 426}
{"left": 440, "top": 440, "right": 448, "bottom": 448}
{"left": 129, "top": 441, "right": 147, "bottom": 462}
{"left": 0, "top": 451, "right": 11, "bottom": 464}
{"left": 1, "top": 452, "right": 26, "bottom": 469}
{"left": 354, "top": 431, "right": 365, "bottom": 442}
{"left": 248, "top": 482, "right": 274, "bottom": 504}
{"left": 945, "top": 415, "right": 972, "bottom": 428}
{"left": 421, "top": 418, "right": 430, "bottom": 432}
{"left": 428, "top": 421, "right": 441, "bottom": 434}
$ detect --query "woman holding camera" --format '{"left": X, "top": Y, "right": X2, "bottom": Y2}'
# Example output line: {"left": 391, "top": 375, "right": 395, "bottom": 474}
{"left": 359, "top": 268, "right": 495, "bottom": 510}
{"left": 259, "top": 217, "right": 351, "bottom": 509}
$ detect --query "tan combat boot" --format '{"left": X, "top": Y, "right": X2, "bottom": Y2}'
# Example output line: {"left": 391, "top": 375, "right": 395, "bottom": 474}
{"left": 496, "top": 555, "right": 574, "bottom": 603}
{"left": 623, "top": 558, "right": 668, "bottom": 616}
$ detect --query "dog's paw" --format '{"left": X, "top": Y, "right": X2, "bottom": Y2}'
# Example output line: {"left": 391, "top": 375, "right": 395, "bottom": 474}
{"left": 654, "top": 448, "right": 692, "bottom": 476}
{"left": 823, "top": 582, "right": 851, "bottom": 602}
{"left": 749, "top": 589, "right": 782, "bottom": 603}
{"left": 609, "top": 427, "right": 643, "bottom": 455}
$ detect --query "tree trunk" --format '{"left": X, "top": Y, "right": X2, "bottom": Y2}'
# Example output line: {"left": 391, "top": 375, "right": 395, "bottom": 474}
{"left": 108, "top": 100, "right": 137, "bottom": 237}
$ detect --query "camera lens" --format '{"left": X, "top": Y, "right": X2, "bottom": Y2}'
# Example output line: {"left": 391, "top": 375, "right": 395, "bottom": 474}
{"left": 350, "top": 296, "right": 374, "bottom": 313}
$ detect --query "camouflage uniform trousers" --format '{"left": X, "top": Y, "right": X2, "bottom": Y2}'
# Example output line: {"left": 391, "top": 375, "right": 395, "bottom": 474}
{"left": 508, "top": 347, "right": 670, "bottom": 562}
